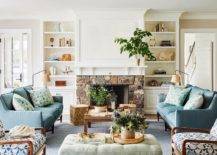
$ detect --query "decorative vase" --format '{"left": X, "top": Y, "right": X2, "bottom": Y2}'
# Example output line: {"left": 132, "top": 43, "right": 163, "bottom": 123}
{"left": 94, "top": 106, "right": 107, "bottom": 113}
{"left": 121, "top": 127, "right": 135, "bottom": 139}
{"left": 135, "top": 55, "right": 144, "bottom": 66}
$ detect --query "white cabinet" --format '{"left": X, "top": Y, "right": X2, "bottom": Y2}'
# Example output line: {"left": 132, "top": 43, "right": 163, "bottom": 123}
{"left": 49, "top": 86, "right": 75, "bottom": 116}
{"left": 144, "top": 87, "right": 169, "bottom": 114}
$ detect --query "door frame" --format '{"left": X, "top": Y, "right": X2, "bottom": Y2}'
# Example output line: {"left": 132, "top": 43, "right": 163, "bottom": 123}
{"left": 0, "top": 29, "right": 32, "bottom": 93}
{"left": 180, "top": 28, "right": 217, "bottom": 90}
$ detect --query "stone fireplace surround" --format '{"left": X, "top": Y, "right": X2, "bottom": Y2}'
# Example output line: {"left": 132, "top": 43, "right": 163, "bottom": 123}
{"left": 76, "top": 75, "right": 145, "bottom": 108}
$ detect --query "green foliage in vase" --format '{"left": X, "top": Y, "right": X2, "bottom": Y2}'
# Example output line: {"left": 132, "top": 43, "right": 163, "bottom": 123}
{"left": 115, "top": 28, "right": 156, "bottom": 61}
{"left": 88, "top": 86, "right": 109, "bottom": 107}
{"left": 111, "top": 111, "right": 148, "bottom": 133}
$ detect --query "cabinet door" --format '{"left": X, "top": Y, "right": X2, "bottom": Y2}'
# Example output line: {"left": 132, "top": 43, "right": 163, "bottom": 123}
{"left": 144, "top": 88, "right": 169, "bottom": 114}
{"left": 50, "top": 90, "right": 74, "bottom": 116}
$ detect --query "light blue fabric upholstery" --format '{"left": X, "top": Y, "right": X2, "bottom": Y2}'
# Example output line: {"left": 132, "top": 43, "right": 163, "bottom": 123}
{"left": 0, "top": 86, "right": 63, "bottom": 130}
{"left": 157, "top": 85, "right": 217, "bottom": 129}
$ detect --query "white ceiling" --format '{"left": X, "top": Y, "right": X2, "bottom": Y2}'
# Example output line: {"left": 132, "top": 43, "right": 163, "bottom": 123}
{"left": 0, "top": 0, "right": 216, "bottom": 15}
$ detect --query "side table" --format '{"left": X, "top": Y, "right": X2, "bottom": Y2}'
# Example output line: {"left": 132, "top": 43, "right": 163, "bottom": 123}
{"left": 70, "top": 104, "right": 89, "bottom": 125}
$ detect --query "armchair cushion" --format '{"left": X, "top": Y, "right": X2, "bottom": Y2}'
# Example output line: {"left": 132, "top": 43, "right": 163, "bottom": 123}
{"left": 0, "top": 132, "right": 46, "bottom": 155}
{"left": 211, "top": 119, "right": 217, "bottom": 137}
{"left": 29, "top": 88, "right": 54, "bottom": 107}
{"left": 0, "top": 120, "right": 5, "bottom": 138}
{"left": 183, "top": 94, "right": 203, "bottom": 110}
{"left": 157, "top": 102, "right": 183, "bottom": 116}
{"left": 13, "top": 87, "right": 30, "bottom": 102}
{"left": 1, "top": 92, "right": 14, "bottom": 110}
{"left": 12, "top": 94, "right": 34, "bottom": 111}
{"left": 164, "top": 86, "right": 190, "bottom": 106}
{"left": 172, "top": 132, "right": 217, "bottom": 154}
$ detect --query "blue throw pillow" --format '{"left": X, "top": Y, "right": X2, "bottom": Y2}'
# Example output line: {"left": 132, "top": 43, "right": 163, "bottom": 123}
{"left": 164, "top": 86, "right": 191, "bottom": 106}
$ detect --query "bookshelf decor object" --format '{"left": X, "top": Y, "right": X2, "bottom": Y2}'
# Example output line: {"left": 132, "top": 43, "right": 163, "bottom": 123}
{"left": 144, "top": 20, "right": 177, "bottom": 88}
{"left": 43, "top": 21, "right": 76, "bottom": 88}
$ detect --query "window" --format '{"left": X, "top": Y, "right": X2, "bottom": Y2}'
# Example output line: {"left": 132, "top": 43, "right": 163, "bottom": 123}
{"left": 0, "top": 29, "right": 31, "bottom": 92}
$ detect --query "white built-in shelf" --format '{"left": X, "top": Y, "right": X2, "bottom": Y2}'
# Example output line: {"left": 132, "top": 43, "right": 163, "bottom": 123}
{"left": 49, "top": 75, "right": 74, "bottom": 78}
{"left": 44, "top": 46, "right": 75, "bottom": 49}
{"left": 150, "top": 46, "right": 175, "bottom": 49}
{"left": 44, "top": 32, "right": 74, "bottom": 34}
{"left": 44, "top": 60, "right": 74, "bottom": 64}
{"left": 151, "top": 32, "right": 175, "bottom": 34}
{"left": 145, "top": 74, "right": 173, "bottom": 78}
{"left": 145, "top": 61, "right": 175, "bottom": 63}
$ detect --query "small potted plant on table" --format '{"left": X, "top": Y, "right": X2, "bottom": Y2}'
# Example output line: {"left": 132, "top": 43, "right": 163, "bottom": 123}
{"left": 89, "top": 86, "right": 109, "bottom": 113}
{"left": 111, "top": 111, "right": 148, "bottom": 140}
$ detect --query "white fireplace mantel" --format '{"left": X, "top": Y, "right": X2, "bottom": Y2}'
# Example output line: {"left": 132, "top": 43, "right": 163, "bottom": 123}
{"left": 75, "top": 65, "right": 147, "bottom": 75}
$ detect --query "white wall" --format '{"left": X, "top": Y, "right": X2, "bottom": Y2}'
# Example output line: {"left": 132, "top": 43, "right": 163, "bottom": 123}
{"left": 76, "top": 9, "right": 146, "bottom": 67}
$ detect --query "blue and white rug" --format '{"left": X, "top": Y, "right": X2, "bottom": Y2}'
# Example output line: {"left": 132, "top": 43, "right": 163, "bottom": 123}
{"left": 46, "top": 121, "right": 171, "bottom": 155}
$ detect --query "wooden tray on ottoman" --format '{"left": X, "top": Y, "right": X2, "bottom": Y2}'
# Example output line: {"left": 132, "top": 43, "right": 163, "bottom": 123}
{"left": 113, "top": 132, "right": 144, "bottom": 144}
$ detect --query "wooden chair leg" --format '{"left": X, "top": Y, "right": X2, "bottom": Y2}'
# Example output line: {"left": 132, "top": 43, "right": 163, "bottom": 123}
{"left": 52, "top": 125, "right": 54, "bottom": 134}
{"left": 165, "top": 122, "right": 168, "bottom": 131}
{"left": 43, "top": 146, "right": 46, "bottom": 155}
{"left": 60, "top": 115, "right": 63, "bottom": 123}
{"left": 157, "top": 113, "right": 160, "bottom": 122}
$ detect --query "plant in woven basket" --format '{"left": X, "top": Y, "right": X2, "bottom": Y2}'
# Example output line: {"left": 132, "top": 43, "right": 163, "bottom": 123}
{"left": 111, "top": 111, "right": 148, "bottom": 139}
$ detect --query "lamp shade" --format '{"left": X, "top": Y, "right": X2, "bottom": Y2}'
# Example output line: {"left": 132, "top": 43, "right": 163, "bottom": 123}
{"left": 171, "top": 74, "right": 181, "bottom": 85}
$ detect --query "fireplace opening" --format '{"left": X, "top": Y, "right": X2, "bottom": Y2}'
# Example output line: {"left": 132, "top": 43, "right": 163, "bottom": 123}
{"left": 90, "top": 84, "right": 129, "bottom": 108}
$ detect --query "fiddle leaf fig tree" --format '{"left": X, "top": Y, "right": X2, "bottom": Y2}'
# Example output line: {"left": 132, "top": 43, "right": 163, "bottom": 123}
{"left": 115, "top": 28, "right": 156, "bottom": 61}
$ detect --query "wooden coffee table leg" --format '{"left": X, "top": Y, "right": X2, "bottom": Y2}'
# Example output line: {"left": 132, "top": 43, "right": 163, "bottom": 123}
{"left": 88, "top": 122, "right": 91, "bottom": 128}
{"left": 84, "top": 120, "right": 88, "bottom": 133}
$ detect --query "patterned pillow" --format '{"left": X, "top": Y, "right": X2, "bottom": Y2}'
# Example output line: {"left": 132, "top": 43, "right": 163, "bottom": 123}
{"left": 29, "top": 88, "right": 54, "bottom": 107}
{"left": 184, "top": 94, "right": 203, "bottom": 110}
{"left": 210, "top": 119, "right": 217, "bottom": 137}
{"left": 0, "top": 120, "right": 5, "bottom": 138}
{"left": 164, "top": 86, "right": 191, "bottom": 106}
{"left": 13, "top": 94, "right": 34, "bottom": 111}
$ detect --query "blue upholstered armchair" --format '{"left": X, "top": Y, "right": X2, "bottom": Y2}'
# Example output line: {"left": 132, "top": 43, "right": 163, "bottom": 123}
{"left": 157, "top": 85, "right": 217, "bottom": 129}
{"left": 0, "top": 86, "right": 63, "bottom": 132}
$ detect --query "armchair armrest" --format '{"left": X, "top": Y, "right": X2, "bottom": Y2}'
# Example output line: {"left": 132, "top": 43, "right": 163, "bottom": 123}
{"left": 182, "top": 140, "right": 217, "bottom": 155}
{"left": 0, "top": 111, "right": 43, "bottom": 130}
{"left": 158, "top": 93, "right": 167, "bottom": 103}
{"left": 0, "top": 139, "right": 34, "bottom": 155}
{"left": 175, "top": 109, "right": 215, "bottom": 129}
{"left": 171, "top": 127, "right": 210, "bottom": 136}
{"left": 53, "top": 96, "right": 63, "bottom": 103}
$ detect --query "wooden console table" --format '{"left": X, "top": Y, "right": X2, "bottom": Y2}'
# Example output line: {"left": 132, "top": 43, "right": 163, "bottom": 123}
{"left": 83, "top": 110, "right": 113, "bottom": 133}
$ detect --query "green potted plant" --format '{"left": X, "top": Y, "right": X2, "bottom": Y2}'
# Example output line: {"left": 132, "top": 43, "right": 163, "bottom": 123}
{"left": 115, "top": 28, "right": 156, "bottom": 66}
{"left": 111, "top": 111, "right": 148, "bottom": 139}
{"left": 89, "top": 86, "right": 109, "bottom": 113}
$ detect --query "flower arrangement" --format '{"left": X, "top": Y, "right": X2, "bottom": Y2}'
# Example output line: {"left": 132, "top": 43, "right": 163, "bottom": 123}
{"left": 111, "top": 111, "right": 148, "bottom": 139}
{"left": 88, "top": 86, "right": 109, "bottom": 107}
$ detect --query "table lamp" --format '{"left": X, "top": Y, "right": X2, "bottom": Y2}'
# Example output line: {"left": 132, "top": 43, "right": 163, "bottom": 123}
{"left": 171, "top": 74, "right": 181, "bottom": 86}
{"left": 171, "top": 70, "right": 188, "bottom": 86}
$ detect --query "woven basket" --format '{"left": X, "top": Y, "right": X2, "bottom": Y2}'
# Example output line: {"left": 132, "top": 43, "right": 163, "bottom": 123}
{"left": 70, "top": 104, "right": 89, "bottom": 125}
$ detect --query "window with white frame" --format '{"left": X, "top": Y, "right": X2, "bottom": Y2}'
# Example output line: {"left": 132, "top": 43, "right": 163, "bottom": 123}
{"left": 0, "top": 29, "right": 31, "bottom": 92}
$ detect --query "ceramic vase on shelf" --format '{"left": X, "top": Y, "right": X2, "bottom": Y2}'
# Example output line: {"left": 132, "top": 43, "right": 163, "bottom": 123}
{"left": 121, "top": 127, "right": 135, "bottom": 139}
{"left": 135, "top": 54, "right": 144, "bottom": 66}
